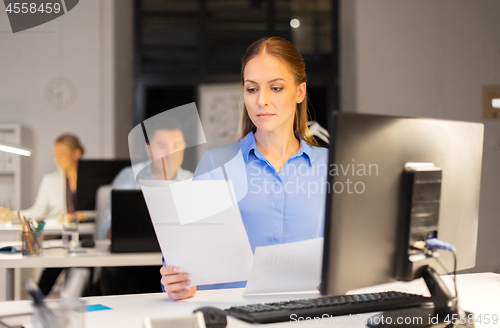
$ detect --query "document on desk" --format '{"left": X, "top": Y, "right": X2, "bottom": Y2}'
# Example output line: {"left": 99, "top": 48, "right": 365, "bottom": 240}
{"left": 140, "top": 179, "right": 253, "bottom": 287}
{"left": 243, "top": 238, "right": 323, "bottom": 295}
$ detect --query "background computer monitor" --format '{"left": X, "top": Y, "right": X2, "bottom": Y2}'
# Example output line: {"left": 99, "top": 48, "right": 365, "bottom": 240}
{"left": 110, "top": 189, "right": 160, "bottom": 253}
{"left": 321, "top": 112, "right": 484, "bottom": 296}
{"left": 75, "top": 159, "right": 131, "bottom": 211}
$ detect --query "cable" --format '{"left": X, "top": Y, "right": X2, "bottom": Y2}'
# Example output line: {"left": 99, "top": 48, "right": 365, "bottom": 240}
{"left": 432, "top": 250, "right": 458, "bottom": 300}
{"left": 452, "top": 251, "right": 458, "bottom": 300}
{"left": 425, "top": 238, "right": 456, "bottom": 253}
{"left": 426, "top": 238, "right": 458, "bottom": 300}
{"left": 412, "top": 238, "right": 459, "bottom": 299}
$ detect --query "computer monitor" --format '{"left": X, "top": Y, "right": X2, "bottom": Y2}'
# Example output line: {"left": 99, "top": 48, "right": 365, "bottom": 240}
{"left": 321, "top": 112, "right": 483, "bottom": 323}
{"left": 75, "top": 159, "right": 131, "bottom": 211}
{"left": 110, "top": 189, "right": 160, "bottom": 253}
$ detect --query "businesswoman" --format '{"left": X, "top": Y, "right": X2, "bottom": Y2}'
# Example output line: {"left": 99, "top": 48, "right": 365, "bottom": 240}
{"left": 160, "top": 37, "right": 328, "bottom": 300}
{"left": 0, "top": 134, "right": 85, "bottom": 224}
{"left": 0, "top": 134, "right": 86, "bottom": 295}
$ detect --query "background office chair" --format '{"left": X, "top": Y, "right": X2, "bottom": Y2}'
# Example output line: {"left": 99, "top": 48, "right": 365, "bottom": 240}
{"left": 95, "top": 184, "right": 112, "bottom": 240}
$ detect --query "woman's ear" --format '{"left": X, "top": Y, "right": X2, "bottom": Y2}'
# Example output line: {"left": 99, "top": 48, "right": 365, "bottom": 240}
{"left": 296, "top": 82, "right": 306, "bottom": 104}
{"left": 73, "top": 148, "right": 82, "bottom": 161}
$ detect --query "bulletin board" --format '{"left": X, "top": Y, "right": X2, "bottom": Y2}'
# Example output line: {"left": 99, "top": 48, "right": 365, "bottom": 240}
{"left": 198, "top": 83, "right": 242, "bottom": 145}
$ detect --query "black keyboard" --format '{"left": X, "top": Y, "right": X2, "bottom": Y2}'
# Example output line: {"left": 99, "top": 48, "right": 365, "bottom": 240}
{"left": 225, "top": 291, "right": 432, "bottom": 324}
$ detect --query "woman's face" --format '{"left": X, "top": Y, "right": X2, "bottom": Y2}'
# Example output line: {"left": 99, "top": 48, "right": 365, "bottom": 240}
{"left": 243, "top": 53, "right": 306, "bottom": 135}
{"left": 53, "top": 142, "right": 81, "bottom": 171}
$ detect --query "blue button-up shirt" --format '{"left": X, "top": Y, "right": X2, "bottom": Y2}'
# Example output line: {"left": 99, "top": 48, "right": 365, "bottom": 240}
{"left": 188, "top": 132, "right": 328, "bottom": 290}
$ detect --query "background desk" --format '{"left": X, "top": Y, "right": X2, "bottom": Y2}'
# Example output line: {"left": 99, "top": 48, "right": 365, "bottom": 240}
{"left": 0, "top": 222, "right": 95, "bottom": 240}
{"left": 0, "top": 273, "right": 498, "bottom": 327}
{"left": 0, "top": 240, "right": 162, "bottom": 301}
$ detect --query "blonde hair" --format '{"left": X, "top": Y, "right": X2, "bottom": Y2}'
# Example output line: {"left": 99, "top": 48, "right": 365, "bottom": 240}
{"left": 237, "top": 36, "right": 318, "bottom": 146}
{"left": 55, "top": 134, "right": 85, "bottom": 155}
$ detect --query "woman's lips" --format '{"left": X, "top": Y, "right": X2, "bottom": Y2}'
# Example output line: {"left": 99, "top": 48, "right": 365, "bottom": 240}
{"left": 257, "top": 113, "right": 275, "bottom": 118}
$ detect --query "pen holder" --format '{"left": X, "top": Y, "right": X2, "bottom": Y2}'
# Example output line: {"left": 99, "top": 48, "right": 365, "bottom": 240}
{"left": 58, "top": 298, "right": 86, "bottom": 328}
{"left": 22, "top": 230, "right": 43, "bottom": 256}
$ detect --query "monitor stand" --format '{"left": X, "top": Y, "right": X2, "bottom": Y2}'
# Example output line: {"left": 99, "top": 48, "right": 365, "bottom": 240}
{"left": 367, "top": 266, "right": 475, "bottom": 328}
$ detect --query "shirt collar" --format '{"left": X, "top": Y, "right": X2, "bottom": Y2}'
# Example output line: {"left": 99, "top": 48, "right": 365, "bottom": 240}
{"left": 240, "top": 131, "right": 313, "bottom": 166}
{"left": 139, "top": 162, "right": 184, "bottom": 181}
{"left": 240, "top": 131, "right": 258, "bottom": 162}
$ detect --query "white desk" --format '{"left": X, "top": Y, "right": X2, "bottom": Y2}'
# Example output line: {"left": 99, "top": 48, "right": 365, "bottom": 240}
{"left": 0, "top": 273, "right": 498, "bottom": 328}
{"left": 0, "top": 240, "right": 162, "bottom": 301}
{"left": 0, "top": 222, "right": 95, "bottom": 240}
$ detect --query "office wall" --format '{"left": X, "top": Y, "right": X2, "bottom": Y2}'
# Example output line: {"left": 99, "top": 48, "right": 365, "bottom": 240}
{"left": 340, "top": 0, "right": 500, "bottom": 273}
{"left": 0, "top": 0, "right": 133, "bottom": 206}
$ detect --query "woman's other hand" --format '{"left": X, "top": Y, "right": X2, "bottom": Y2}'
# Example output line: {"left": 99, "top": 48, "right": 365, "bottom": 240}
{"left": 160, "top": 266, "right": 197, "bottom": 300}
{"left": 75, "top": 212, "right": 84, "bottom": 221}
{"left": 60, "top": 213, "right": 71, "bottom": 224}
{"left": 60, "top": 212, "right": 84, "bottom": 224}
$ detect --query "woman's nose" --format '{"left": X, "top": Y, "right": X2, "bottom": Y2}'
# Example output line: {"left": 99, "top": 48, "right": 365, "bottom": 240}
{"left": 258, "top": 89, "right": 269, "bottom": 107}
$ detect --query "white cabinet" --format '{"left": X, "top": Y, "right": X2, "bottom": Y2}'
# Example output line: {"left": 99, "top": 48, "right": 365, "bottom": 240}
{"left": 0, "top": 125, "right": 32, "bottom": 211}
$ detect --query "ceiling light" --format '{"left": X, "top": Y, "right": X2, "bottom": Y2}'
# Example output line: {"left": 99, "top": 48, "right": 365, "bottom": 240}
{"left": 492, "top": 98, "right": 500, "bottom": 109}
{"left": 0, "top": 143, "right": 32, "bottom": 156}
{"left": 290, "top": 18, "right": 300, "bottom": 29}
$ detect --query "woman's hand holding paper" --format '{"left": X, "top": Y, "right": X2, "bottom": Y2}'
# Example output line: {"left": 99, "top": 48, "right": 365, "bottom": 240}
{"left": 160, "top": 265, "right": 197, "bottom": 300}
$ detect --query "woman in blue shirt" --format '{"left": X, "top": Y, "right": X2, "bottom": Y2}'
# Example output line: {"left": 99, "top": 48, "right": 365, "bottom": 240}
{"left": 161, "top": 36, "right": 328, "bottom": 300}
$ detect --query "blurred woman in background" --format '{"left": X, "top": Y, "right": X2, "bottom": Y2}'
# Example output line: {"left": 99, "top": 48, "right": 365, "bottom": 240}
{"left": 0, "top": 134, "right": 85, "bottom": 224}
{"left": 0, "top": 133, "right": 87, "bottom": 295}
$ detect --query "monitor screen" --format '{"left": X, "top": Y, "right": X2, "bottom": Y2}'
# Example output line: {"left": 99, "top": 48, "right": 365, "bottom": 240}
{"left": 75, "top": 159, "right": 131, "bottom": 211}
{"left": 110, "top": 189, "right": 160, "bottom": 253}
{"left": 321, "top": 112, "right": 484, "bottom": 296}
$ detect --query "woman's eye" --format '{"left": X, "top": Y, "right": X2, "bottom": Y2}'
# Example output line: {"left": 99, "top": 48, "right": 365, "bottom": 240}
{"left": 246, "top": 88, "right": 257, "bottom": 93}
{"left": 271, "top": 87, "right": 283, "bottom": 92}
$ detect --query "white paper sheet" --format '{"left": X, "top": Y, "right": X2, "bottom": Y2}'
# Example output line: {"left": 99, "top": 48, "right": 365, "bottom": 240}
{"left": 243, "top": 238, "right": 324, "bottom": 294}
{"left": 169, "top": 180, "right": 234, "bottom": 225}
{"left": 140, "top": 180, "right": 253, "bottom": 287}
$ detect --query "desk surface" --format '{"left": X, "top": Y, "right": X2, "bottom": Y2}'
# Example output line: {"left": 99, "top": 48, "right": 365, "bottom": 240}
{"left": 0, "top": 240, "right": 162, "bottom": 302}
{"left": 0, "top": 240, "right": 162, "bottom": 268}
{"left": 0, "top": 221, "right": 95, "bottom": 236}
{"left": 1, "top": 273, "right": 498, "bottom": 328}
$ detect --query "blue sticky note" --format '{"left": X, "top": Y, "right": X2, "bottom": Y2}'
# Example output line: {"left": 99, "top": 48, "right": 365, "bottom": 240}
{"left": 67, "top": 249, "right": 87, "bottom": 254}
{"left": 86, "top": 304, "right": 112, "bottom": 312}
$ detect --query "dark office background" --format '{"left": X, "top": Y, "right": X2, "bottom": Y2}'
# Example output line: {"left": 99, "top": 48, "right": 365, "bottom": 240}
{"left": 133, "top": 0, "right": 339, "bottom": 133}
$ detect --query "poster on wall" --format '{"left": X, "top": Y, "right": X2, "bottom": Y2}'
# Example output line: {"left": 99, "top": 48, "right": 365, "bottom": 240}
{"left": 198, "top": 83, "right": 242, "bottom": 152}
